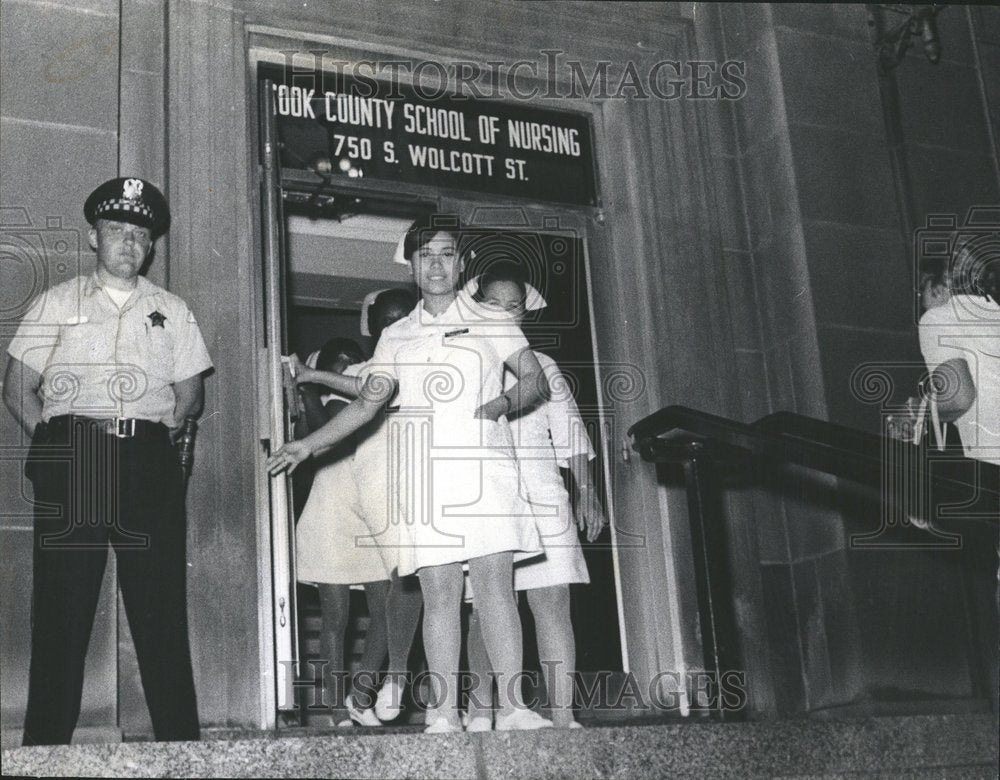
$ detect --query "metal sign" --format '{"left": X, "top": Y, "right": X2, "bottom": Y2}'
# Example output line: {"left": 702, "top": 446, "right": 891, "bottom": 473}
{"left": 259, "top": 63, "right": 597, "bottom": 206}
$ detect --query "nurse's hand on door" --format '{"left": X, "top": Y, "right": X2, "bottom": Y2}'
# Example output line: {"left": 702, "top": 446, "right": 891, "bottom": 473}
{"left": 266, "top": 440, "right": 312, "bottom": 475}
{"left": 284, "top": 353, "right": 317, "bottom": 384}
{"left": 281, "top": 353, "right": 300, "bottom": 376}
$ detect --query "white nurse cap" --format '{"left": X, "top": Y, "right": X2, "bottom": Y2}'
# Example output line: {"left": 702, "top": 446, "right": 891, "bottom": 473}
{"left": 392, "top": 233, "right": 409, "bottom": 266}
{"left": 462, "top": 275, "right": 547, "bottom": 310}
{"left": 359, "top": 288, "right": 394, "bottom": 337}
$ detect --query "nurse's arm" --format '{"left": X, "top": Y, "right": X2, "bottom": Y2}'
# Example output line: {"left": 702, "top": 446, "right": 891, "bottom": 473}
{"left": 266, "top": 374, "right": 395, "bottom": 474}
{"left": 296, "top": 383, "right": 333, "bottom": 437}
{"left": 565, "top": 452, "right": 607, "bottom": 542}
{"left": 477, "top": 347, "right": 551, "bottom": 420}
{"left": 504, "top": 346, "right": 551, "bottom": 409}
{"left": 3, "top": 357, "right": 44, "bottom": 437}
{"left": 295, "top": 367, "right": 365, "bottom": 398}
{"left": 930, "top": 358, "right": 976, "bottom": 421}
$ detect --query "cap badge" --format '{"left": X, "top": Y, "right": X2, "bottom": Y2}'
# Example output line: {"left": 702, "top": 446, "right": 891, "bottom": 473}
{"left": 123, "top": 178, "right": 144, "bottom": 201}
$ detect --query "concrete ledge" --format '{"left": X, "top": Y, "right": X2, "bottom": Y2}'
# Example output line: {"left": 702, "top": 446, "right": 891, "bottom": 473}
{"left": 1, "top": 714, "right": 997, "bottom": 778}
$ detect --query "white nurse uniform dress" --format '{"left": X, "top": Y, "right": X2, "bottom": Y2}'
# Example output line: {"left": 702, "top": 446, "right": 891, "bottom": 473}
{"left": 295, "top": 362, "right": 395, "bottom": 585}
{"left": 363, "top": 295, "right": 543, "bottom": 576}
{"left": 509, "top": 351, "right": 592, "bottom": 590}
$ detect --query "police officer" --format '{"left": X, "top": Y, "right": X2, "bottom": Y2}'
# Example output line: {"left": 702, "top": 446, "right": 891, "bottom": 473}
{"left": 3, "top": 177, "right": 212, "bottom": 745}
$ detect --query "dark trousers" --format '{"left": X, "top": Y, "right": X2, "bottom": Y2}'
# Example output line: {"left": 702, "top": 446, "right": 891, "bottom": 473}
{"left": 22, "top": 418, "right": 200, "bottom": 745}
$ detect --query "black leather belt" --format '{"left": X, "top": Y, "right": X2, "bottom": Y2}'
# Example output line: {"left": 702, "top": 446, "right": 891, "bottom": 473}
{"left": 44, "top": 415, "right": 166, "bottom": 440}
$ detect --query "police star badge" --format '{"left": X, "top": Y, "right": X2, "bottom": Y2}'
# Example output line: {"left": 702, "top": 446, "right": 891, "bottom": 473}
{"left": 148, "top": 310, "right": 167, "bottom": 328}
{"left": 123, "top": 178, "right": 144, "bottom": 201}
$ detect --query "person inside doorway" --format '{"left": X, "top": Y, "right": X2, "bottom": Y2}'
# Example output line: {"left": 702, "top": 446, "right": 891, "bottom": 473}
{"left": 292, "top": 338, "right": 363, "bottom": 517}
{"left": 267, "top": 215, "right": 554, "bottom": 732}
{"left": 294, "top": 335, "right": 393, "bottom": 727}
{"left": 292, "top": 289, "right": 425, "bottom": 724}
{"left": 462, "top": 266, "right": 607, "bottom": 731}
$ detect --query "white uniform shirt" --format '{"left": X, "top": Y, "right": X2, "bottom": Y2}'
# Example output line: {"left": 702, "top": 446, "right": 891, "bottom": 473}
{"left": 919, "top": 293, "right": 1000, "bottom": 465}
{"left": 7, "top": 274, "right": 213, "bottom": 425}
{"left": 356, "top": 294, "right": 543, "bottom": 575}
{"left": 364, "top": 295, "right": 529, "bottom": 446}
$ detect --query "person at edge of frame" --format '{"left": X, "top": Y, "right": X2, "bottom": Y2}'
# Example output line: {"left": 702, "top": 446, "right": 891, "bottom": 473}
{"left": 888, "top": 240, "right": 1000, "bottom": 713}
{"left": 3, "top": 177, "right": 213, "bottom": 746}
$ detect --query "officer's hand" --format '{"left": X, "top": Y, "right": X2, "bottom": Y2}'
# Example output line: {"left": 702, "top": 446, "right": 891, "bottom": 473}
{"left": 574, "top": 484, "right": 607, "bottom": 543}
{"left": 266, "top": 440, "right": 312, "bottom": 475}
{"left": 168, "top": 424, "right": 183, "bottom": 444}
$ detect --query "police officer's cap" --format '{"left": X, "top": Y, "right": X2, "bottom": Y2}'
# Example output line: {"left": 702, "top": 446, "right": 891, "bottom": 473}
{"left": 84, "top": 177, "right": 169, "bottom": 236}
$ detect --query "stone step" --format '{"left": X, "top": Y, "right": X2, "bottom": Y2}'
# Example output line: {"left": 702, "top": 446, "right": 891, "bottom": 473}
{"left": 2, "top": 713, "right": 997, "bottom": 778}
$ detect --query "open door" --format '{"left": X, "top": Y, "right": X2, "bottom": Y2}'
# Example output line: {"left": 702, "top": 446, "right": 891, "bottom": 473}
{"left": 259, "top": 78, "right": 299, "bottom": 713}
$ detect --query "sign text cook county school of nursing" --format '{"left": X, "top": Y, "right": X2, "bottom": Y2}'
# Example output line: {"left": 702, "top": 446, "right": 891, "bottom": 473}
{"left": 261, "top": 64, "right": 597, "bottom": 206}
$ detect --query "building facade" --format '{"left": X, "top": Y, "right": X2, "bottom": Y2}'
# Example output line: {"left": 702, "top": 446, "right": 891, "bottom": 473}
{"left": 1, "top": 1, "right": 997, "bottom": 741}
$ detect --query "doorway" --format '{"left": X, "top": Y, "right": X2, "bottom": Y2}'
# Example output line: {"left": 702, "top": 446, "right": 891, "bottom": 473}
{"left": 283, "top": 200, "right": 422, "bottom": 726}
{"left": 269, "top": 195, "right": 623, "bottom": 726}
{"left": 255, "top": 72, "right": 624, "bottom": 729}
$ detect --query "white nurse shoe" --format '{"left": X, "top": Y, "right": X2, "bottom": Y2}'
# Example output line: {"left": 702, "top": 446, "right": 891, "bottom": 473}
{"left": 465, "top": 715, "right": 493, "bottom": 732}
{"left": 346, "top": 694, "right": 381, "bottom": 727}
{"left": 374, "top": 676, "right": 404, "bottom": 721}
{"left": 495, "top": 709, "right": 554, "bottom": 731}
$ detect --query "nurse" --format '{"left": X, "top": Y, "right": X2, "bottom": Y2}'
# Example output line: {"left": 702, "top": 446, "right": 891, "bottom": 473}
{"left": 465, "top": 267, "right": 607, "bottom": 730}
{"left": 294, "top": 337, "right": 387, "bottom": 727}
{"left": 267, "top": 215, "right": 553, "bottom": 732}
{"left": 292, "top": 289, "right": 423, "bottom": 723}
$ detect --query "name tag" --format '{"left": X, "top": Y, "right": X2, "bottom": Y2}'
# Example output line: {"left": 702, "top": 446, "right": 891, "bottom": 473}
{"left": 444, "top": 328, "right": 469, "bottom": 338}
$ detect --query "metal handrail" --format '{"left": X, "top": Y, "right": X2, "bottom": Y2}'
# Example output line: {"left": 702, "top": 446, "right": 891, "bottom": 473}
{"left": 629, "top": 405, "right": 999, "bottom": 522}
{"left": 626, "top": 405, "right": 998, "bottom": 720}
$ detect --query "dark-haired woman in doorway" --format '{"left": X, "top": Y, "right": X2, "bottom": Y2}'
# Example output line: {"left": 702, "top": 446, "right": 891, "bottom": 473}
{"left": 293, "top": 289, "right": 426, "bottom": 725}
{"left": 294, "top": 336, "right": 386, "bottom": 726}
